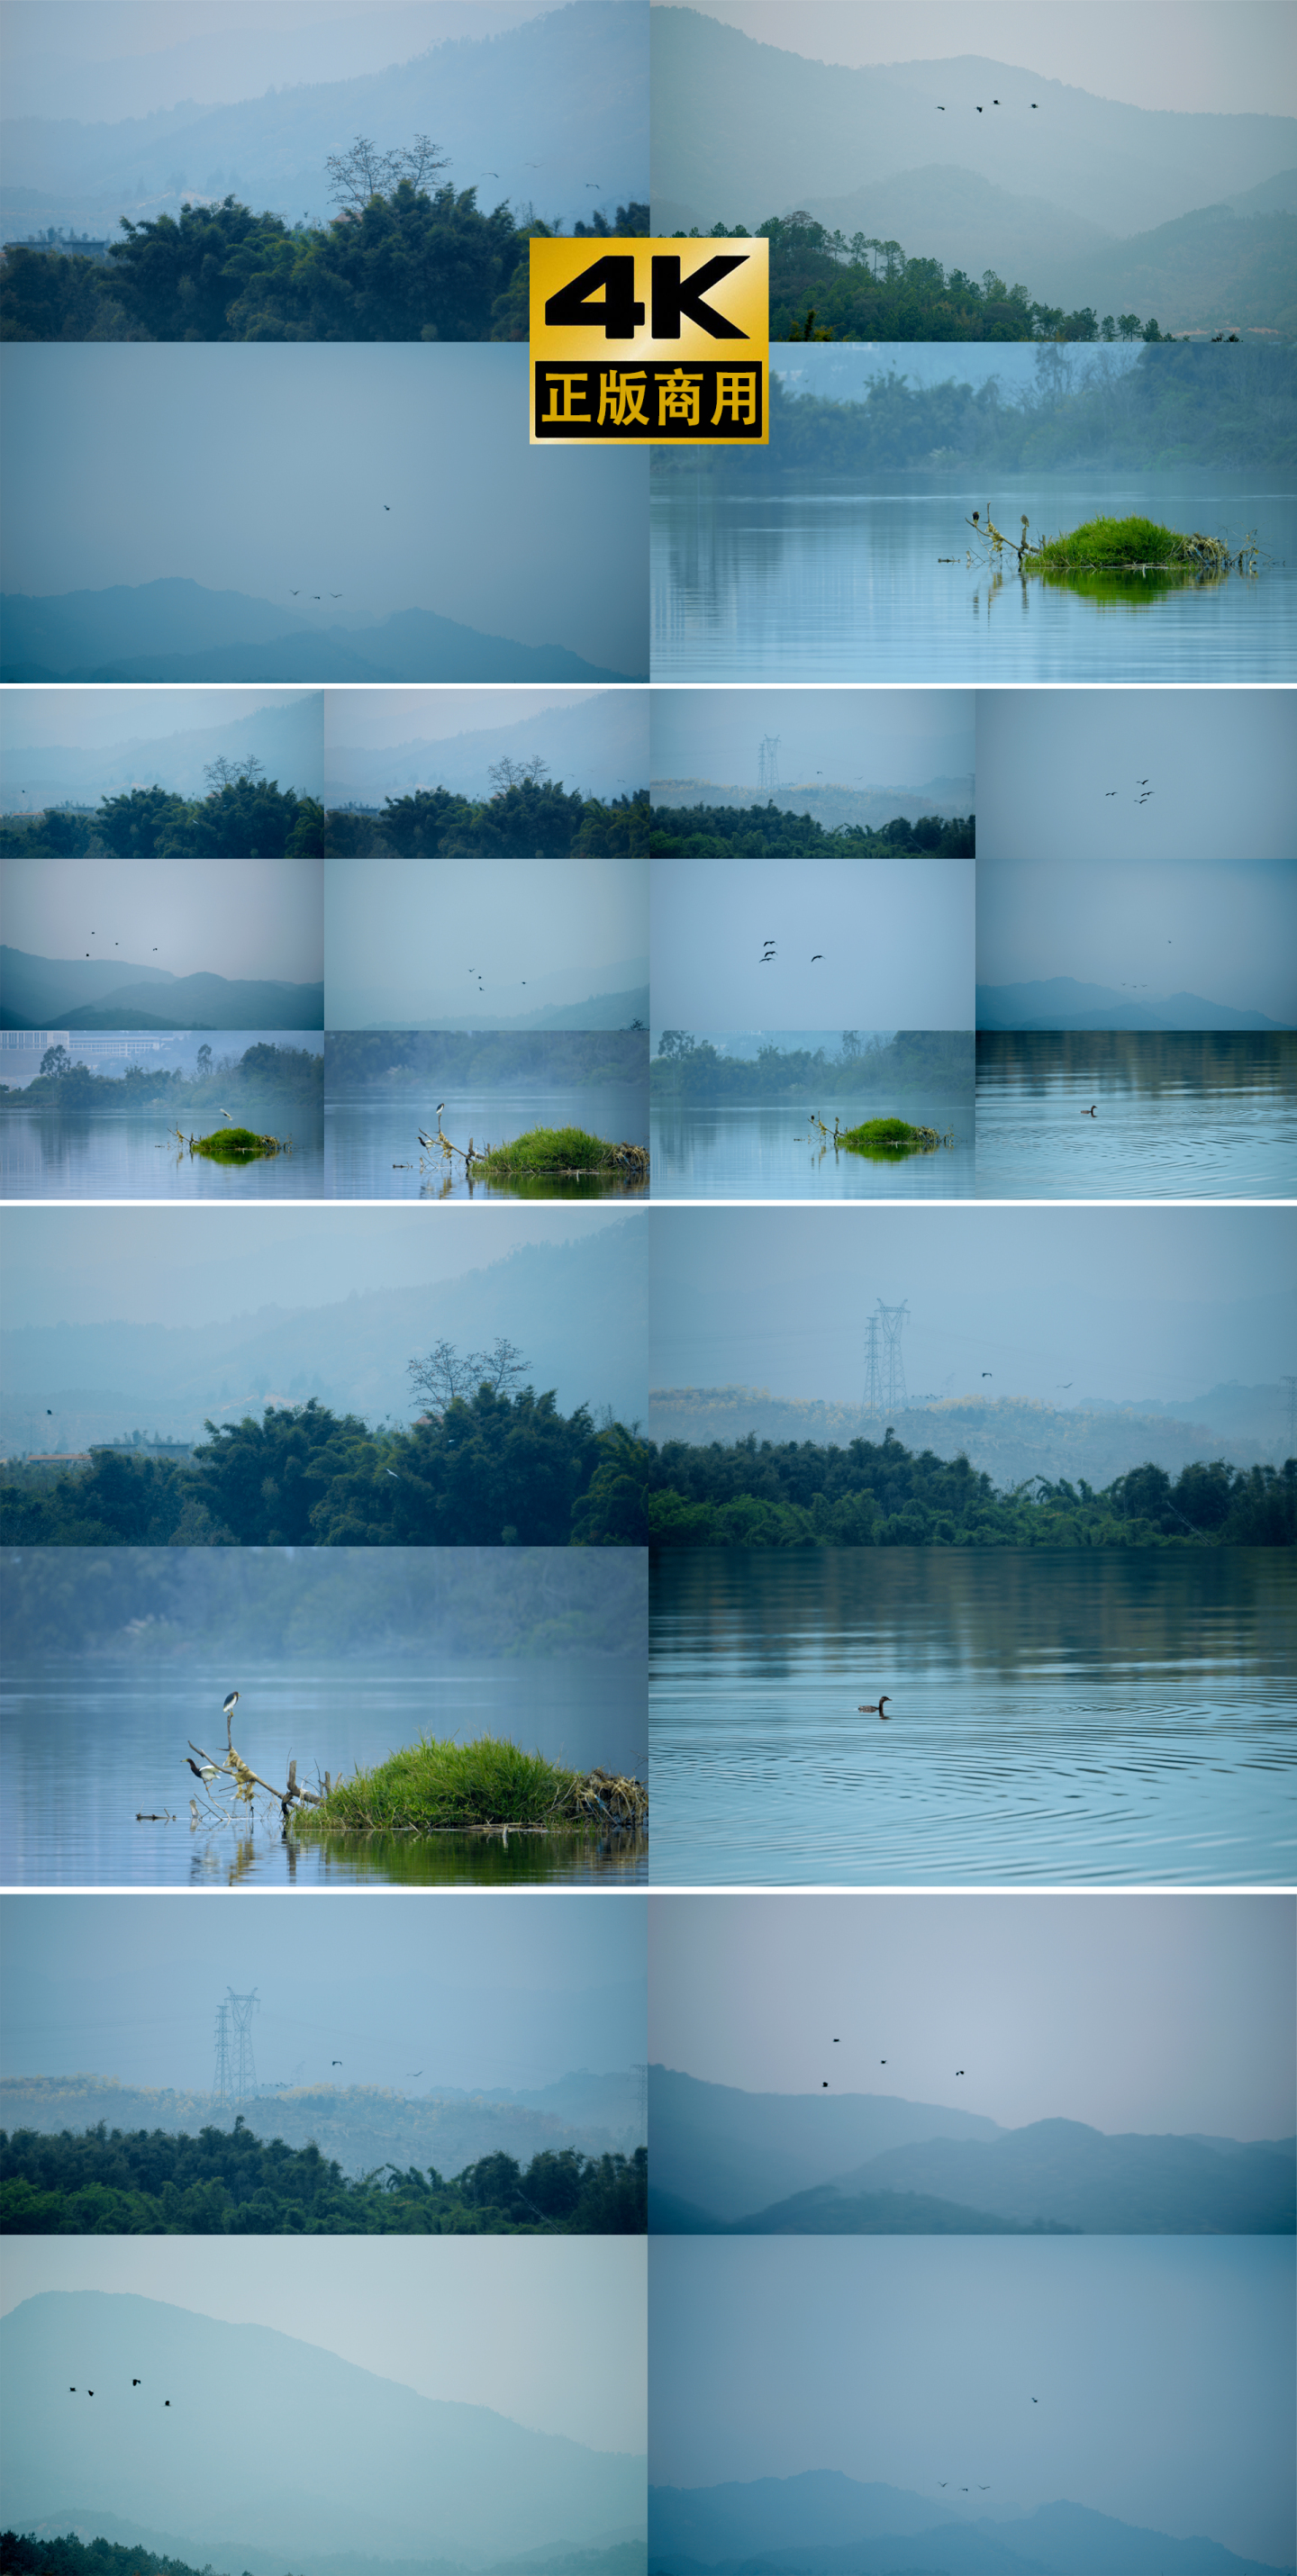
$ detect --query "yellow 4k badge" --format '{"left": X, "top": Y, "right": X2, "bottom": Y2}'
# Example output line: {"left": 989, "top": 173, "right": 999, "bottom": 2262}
{"left": 530, "top": 238, "right": 769, "bottom": 444}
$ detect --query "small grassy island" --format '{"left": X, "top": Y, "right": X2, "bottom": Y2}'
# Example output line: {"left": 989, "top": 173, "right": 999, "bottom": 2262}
{"left": 837, "top": 1116, "right": 947, "bottom": 1155}
{"left": 1028, "top": 514, "right": 1253, "bottom": 574}
{"left": 190, "top": 1125, "right": 286, "bottom": 1160}
{"left": 476, "top": 1124, "right": 648, "bottom": 1178}
{"left": 290, "top": 1732, "right": 648, "bottom": 1837}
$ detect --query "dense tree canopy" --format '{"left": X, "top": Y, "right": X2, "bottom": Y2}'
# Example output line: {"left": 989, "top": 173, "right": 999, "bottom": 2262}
{"left": 0, "top": 1390, "right": 647, "bottom": 1548}
{"left": 3, "top": 1043, "right": 322, "bottom": 1118}
{"left": 2, "top": 763, "right": 323, "bottom": 857}
{"left": 327, "top": 782, "right": 648, "bottom": 856}
{"left": 649, "top": 800, "right": 973, "bottom": 856}
{"left": 654, "top": 343, "right": 1297, "bottom": 478}
{"left": 642, "top": 1433, "right": 1297, "bottom": 1547}
{"left": 0, "top": 2118, "right": 647, "bottom": 2234}
{"left": 1, "top": 186, "right": 650, "bottom": 342}
{"left": 650, "top": 1030, "right": 974, "bottom": 1101}
{"left": 671, "top": 213, "right": 1176, "bottom": 344}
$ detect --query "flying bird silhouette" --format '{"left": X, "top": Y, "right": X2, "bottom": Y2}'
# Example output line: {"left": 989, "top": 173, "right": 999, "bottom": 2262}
{"left": 982, "top": 1369, "right": 993, "bottom": 1376}
{"left": 812, "top": 953, "right": 822, "bottom": 961}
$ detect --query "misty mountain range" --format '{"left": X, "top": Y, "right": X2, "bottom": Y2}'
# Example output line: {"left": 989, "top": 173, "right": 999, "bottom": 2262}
{"left": 0, "top": 581, "right": 643, "bottom": 686}
{"left": 648, "top": 2069, "right": 1294, "bottom": 2236}
{"left": 328, "top": 696, "right": 649, "bottom": 809}
{"left": 0, "top": 1216, "right": 648, "bottom": 1446}
{"left": 4, "top": 2291, "right": 647, "bottom": 2565}
{"left": 16, "top": 2528, "right": 644, "bottom": 2576}
{"left": 648, "top": 2472, "right": 1293, "bottom": 2576}
{"left": 0, "top": 0, "right": 648, "bottom": 237}
{"left": 650, "top": 780, "right": 975, "bottom": 831}
{"left": 335, "top": 972, "right": 651, "bottom": 1033}
{"left": 2, "top": 2068, "right": 642, "bottom": 2175}
{"left": 976, "top": 979, "right": 1293, "bottom": 1033}
{"left": 652, "top": 11, "right": 1297, "bottom": 328}
{"left": 2, "top": 947, "right": 323, "bottom": 1033}
{"left": 644, "top": 1386, "right": 1288, "bottom": 1488}
{"left": 1, "top": 694, "right": 323, "bottom": 809}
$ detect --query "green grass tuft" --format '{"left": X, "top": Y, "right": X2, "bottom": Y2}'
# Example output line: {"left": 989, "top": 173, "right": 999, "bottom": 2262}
{"left": 192, "top": 1125, "right": 278, "bottom": 1160}
{"left": 838, "top": 1116, "right": 940, "bottom": 1153}
{"left": 475, "top": 1125, "right": 642, "bottom": 1175}
{"left": 1029, "top": 515, "right": 1229, "bottom": 571}
{"left": 291, "top": 1731, "right": 646, "bottom": 1832}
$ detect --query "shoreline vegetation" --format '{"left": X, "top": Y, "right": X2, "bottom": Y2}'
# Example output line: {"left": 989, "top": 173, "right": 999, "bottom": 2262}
{"left": 4, "top": 1407, "right": 1292, "bottom": 1548}
{"left": 676, "top": 212, "right": 1186, "bottom": 344}
{"left": 0, "top": 2118, "right": 648, "bottom": 2234}
{"left": 651, "top": 344, "right": 1297, "bottom": 478}
{"left": 652, "top": 1032, "right": 974, "bottom": 1103}
{"left": 326, "top": 1029, "right": 648, "bottom": 1089}
{"left": 0, "top": 1044, "right": 322, "bottom": 1119}
{"left": 0, "top": 178, "right": 649, "bottom": 344}
{"left": 648, "top": 804, "right": 973, "bottom": 857}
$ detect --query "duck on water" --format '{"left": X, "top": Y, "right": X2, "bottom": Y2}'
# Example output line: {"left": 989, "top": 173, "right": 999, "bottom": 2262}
{"left": 858, "top": 1695, "right": 892, "bottom": 1719}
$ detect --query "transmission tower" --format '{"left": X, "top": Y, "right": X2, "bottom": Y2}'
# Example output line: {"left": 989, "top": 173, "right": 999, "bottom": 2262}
{"left": 632, "top": 2063, "right": 648, "bottom": 2143}
{"left": 877, "top": 1300, "right": 911, "bottom": 1412}
{"left": 758, "top": 733, "right": 781, "bottom": 792}
{"left": 227, "top": 1987, "right": 259, "bottom": 2102}
{"left": 213, "top": 2000, "right": 232, "bottom": 2109}
{"left": 863, "top": 1313, "right": 884, "bottom": 1417}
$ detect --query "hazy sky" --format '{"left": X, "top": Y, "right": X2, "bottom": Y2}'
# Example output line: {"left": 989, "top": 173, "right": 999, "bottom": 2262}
{"left": 3, "top": 857, "right": 323, "bottom": 983}
{"left": 649, "top": 1894, "right": 1295, "bottom": 2140}
{"left": 4, "top": 3, "right": 554, "bottom": 118}
{"left": 650, "top": 689, "right": 973, "bottom": 788}
{"left": 2, "top": 1890, "right": 645, "bottom": 2098}
{"left": 649, "top": 1206, "right": 1296, "bottom": 1405}
{"left": 1, "top": 350, "right": 648, "bottom": 678}
{"left": 0, "top": 689, "right": 317, "bottom": 755}
{"left": 325, "top": 856, "right": 648, "bottom": 1022}
{"left": 2, "top": 2237, "right": 647, "bottom": 2452}
{"left": 977, "top": 690, "right": 1297, "bottom": 1017}
{"left": 325, "top": 687, "right": 621, "bottom": 749}
{"left": 677, "top": 2, "right": 1297, "bottom": 115}
{"left": 2, "top": 1204, "right": 639, "bottom": 1330}
{"left": 649, "top": 2237, "right": 1293, "bottom": 2562}
{"left": 651, "top": 859, "right": 973, "bottom": 1029}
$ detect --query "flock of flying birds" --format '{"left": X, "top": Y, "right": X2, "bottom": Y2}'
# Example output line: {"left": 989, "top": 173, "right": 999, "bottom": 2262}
{"left": 1103, "top": 778, "right": 1155, "bottom": 806}
{"left": 812, "top": 2039, "right": 1043, "bottom": 2447}
{"left": 68, "top": 2376, "right": 169, "bottom": 2407}
{"left": 760, "top": 938, "right": 823, "bottom": 965}
{"left": 81, "top": 928, "right": 160, "bottom": 959}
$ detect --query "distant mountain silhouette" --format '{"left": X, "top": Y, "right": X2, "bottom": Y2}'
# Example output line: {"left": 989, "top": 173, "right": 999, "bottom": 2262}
{"left": 0, "top": 582, "right": 644, "bottom": 685}
{"left": 2, "top": 947, "right": 322, "bottom": 1031}
{"left": 3, "top": 2291, "right": 646, "bottom": 2564}
{"left": 1, "top": 1, "right": 648, "bottom": 236}
{"left": 976, "top": 976, "right": 1292, "bottom": 1032}
{"left": 1, "top": 691, "right": 323, "bottom": 810}
{"left": 649, "top": 2473, "right": 1292, "bottom": 2576}
{"left": 808, "top": 2118, "right": 1295, "bottom": 2232}
{"left": 651, "top": 9, "right": 1296, "bottom": 240}
{"left": 648, "top": 2067, "right": 1002, "bottom": 2225}
{"left": 648, "top": 2071, "right": 1295, "bottom": 2233}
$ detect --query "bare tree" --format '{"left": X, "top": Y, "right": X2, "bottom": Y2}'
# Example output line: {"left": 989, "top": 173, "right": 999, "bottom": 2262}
{"left": 408, "top": 1336, "right": 530, "bottom": 1415}
{"left": 326, "top": 133, "right": 449, "bottom": 212}
{"left": 204, "top": 753, "right": 266, "bottom": 792}
{"left": 487, "top": 754, "right": 550, "bottom": 792}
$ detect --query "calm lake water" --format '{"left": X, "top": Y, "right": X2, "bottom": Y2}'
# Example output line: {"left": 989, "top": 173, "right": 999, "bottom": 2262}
{"left": 651, "top": 1097, "right": 974, "bottom": 1198}
{"left": 649, "top": 1550, "right": 1295, "bottom": 1885}
{"left": 975, "top": 1033, "right": 1297, "bottom": 1198}
{"left": 0, "top": 1113, "right": 325, "bottom": 1198}
{"left": 650, "top": 478, "right": 1297, "bottom": 682}
{"left": 326, "top": 1089, "right": 649, "bottom": 1199}
{"left": 2, "top": 1661, "right": 648, "bottom": 1887}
